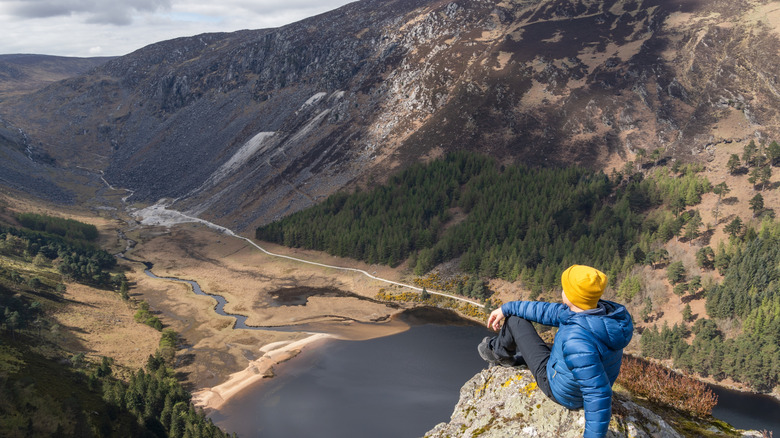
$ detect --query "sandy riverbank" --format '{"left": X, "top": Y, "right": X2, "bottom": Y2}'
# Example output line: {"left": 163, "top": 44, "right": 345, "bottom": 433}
{"left": 192, "top": 333, "right": 334, "bottom": 410}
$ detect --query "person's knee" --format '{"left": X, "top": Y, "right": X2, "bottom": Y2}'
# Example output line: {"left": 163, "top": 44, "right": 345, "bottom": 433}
{"left": 505, "top": 315, "right": 535, "bottom": 331}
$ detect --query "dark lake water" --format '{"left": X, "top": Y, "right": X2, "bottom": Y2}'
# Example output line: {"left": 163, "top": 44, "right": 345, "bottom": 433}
{"left": 710, "top": 384, "right": 780, "bottom": 435}
{"left": 141, "top": 266, "right": 779, "bottom": 436}
{"left": 209, "top": 309, "right": 492, "bottom": 438}
{"left": 209, "top": 306, "right": 780, "bottom": 438}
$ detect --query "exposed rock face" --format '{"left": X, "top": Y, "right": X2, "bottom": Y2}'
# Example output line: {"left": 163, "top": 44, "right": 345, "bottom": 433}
{"left": 425, "top": 366, "right": 761, "bottom": 438}
{"left": 2, "top": 0, "right": 780, "bottom": 229}
{"left": 0, "top": 116, "right": 81, "bottom": 203}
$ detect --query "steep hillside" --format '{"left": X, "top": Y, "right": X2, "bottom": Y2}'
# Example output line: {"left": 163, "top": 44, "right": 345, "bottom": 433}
{"left": 0, "top": 117, "right": 85, "bottom": 204}
{"left": 0, "top": 203, "right": 235, "bottom": 437}
{"left": 1, "top": 0, "right": 780, "bottom": 231}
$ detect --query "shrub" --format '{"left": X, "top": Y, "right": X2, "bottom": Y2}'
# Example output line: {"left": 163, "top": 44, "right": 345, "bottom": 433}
{"left": 134, "top": 301, "right": 163, "bottom": 331}
{"left": 617, "top": 355, "right": 717, "bottom": 418}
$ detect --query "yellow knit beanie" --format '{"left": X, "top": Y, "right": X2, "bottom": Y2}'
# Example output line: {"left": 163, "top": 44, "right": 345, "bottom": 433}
{"left": 561, "top": 265, "right": 607, "bottom": 310}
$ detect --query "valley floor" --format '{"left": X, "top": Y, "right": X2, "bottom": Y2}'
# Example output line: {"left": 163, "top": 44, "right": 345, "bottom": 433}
{"left": 122, "top": 221, "right": 415, "bottom": 403}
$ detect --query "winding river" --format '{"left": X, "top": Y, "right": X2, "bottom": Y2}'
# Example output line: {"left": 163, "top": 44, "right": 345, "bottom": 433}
{"left": 144, "top": 263, "right": 258, "bottom": 329}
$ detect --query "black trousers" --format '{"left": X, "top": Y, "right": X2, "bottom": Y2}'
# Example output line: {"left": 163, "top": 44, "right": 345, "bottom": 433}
{"left": 493, "top": 315, "right": 556, "bottom": 401}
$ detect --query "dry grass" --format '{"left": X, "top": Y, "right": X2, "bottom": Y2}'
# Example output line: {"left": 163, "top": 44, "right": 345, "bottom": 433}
{"left": 50, "top": 283, "right": 161, "bottom": 371}
{"left": 124, "top": 222, "right": 413, "bottom": 390}
{"left": 127, "top": 224, "right": 407, "bottom": 327}
{"left": 1, "top": 192, "right": 160, "bottom": 372}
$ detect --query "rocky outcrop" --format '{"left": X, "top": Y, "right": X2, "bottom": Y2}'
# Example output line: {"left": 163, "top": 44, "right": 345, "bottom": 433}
{"left": 425, "top": 366, "right": 761, "bottom": 438}
{"left": 2, "top": 0, "right": 780, "bottom": 230}
{"left": 0, "top": 116, "right": 79, "bottom": 203}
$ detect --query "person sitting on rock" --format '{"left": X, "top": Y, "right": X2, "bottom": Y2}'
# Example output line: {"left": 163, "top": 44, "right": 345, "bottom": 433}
{"left": 478, "top": 264, "right": 634, "bottom": 438}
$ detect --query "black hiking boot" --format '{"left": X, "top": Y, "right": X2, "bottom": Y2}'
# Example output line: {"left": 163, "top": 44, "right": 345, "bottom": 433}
{"left": 477, "top": 337, "right": 516, "bottom": 367}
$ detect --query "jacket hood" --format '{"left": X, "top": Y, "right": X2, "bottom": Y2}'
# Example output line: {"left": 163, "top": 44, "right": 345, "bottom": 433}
{"left": 562, "top": 300, "right": 633, "bottom": 350}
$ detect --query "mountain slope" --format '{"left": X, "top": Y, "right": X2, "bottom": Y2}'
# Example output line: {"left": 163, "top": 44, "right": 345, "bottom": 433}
{"left": 0, "top": 54, "right": 114, "bottom": 98}
{"left": 1, "top": 0, "right": 779, "bottom": 230}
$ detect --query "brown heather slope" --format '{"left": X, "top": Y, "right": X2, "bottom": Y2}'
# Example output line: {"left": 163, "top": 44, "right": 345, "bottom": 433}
{"left": 0, "top": 193, "right": 160, "bottom": 374}
{"left": 0, "top": 54, "right": 115, "bottom": 99}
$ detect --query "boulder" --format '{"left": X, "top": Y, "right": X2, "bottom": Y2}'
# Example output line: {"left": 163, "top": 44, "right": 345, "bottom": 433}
{"left": 425, "top": 366, "right": 762, "bottom": 438}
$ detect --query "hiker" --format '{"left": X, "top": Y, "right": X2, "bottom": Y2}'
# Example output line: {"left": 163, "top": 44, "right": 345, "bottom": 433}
{"left": 478, "top": 264, "right": 633, "bottom": 438}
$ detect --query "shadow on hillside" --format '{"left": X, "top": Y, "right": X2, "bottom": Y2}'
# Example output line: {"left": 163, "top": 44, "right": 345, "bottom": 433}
{"left": 697, "top": 228, "right": 714, "bottom": 245}
{"left": 682, "top": 290, "right": 705, "bottom": 304}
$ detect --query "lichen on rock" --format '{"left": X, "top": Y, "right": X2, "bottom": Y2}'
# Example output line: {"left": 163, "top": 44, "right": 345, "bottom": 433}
{"left": 425, "top": 366, "right": 762, "bottom": 438}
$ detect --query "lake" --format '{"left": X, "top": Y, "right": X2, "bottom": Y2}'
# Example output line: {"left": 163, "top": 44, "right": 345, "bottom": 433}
{"left": 209, "top": 308, "right": 491, "bottom": 437}
{"left": 710, "top": 383, "right": 780, "bottom": 435}
{"left": 210, "top": 306, "right": 780, "bottom": 437}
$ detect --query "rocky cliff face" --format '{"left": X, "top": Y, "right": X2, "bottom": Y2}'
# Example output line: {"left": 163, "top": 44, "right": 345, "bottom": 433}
{"left": 2, "top": 0, "right": 780, "bottom": 230}
{"left": 425, "top": 366, "right": 760, "bottom": 438}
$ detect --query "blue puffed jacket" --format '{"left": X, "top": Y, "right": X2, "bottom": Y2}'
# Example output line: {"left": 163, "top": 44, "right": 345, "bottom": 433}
{"left": 501, "top": 299, "right": 633, "bottom": 438}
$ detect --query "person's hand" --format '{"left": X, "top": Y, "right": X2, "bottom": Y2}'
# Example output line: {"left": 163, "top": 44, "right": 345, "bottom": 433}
{"left": 487, "top": 307, "right": 505, "bottom": 331}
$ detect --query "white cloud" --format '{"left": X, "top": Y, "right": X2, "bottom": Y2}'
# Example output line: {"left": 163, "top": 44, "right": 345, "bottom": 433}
{"left": 0, "top": 0, "right": 356, "bottom": 57}
{"left": 5, "top": 0, "right": 172, "bottom": 25}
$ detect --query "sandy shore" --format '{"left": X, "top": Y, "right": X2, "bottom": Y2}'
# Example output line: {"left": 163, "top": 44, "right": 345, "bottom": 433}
{"left": 192, "top": 333, "right": 333, "bottom": 410}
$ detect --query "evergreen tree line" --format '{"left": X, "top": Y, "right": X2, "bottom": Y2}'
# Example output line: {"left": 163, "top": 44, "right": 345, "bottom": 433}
{"left": 1, "top": 225, "right": 117, "bottom": 287}
{"left": 256, "top": 151, "right": 710, "bottom": 295}
{"left": 453, "top": 276, "right": 489, "bottom": 300}
{"left": 640, "top": 313, "right": 779, "bottom": 392}
{"left": 257, "top": 151, "right": 490, "bottom": 267}
{"left": 641, "top": 222, "right": 780, "bottom": 391}
{"left": 706, "top": 227, "right": 780, "bottom": 320}
{"left": 16, "top": 212, "right": 99, "bottom": 242}
{"left": 102, "top": 359, "right": 234, "bottom": 438}
{"left": 0, "top": 282, "right": 44, "bottom": 340}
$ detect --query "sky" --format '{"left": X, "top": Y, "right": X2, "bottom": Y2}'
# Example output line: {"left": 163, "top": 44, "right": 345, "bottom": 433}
{"left": 0, "top": 0, "right": 356, "bottom": 57}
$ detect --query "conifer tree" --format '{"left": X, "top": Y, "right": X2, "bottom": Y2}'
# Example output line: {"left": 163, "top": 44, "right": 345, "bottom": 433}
{"left": 749, "top": 193, "right": 764, "bottom": 217}
{"left": 689, "top": 276, "right": 702, "bottom": 294}
{"left": 684, "top": 210, "right": 702, "bottom": 240}
{"left": 743, "top": 140, "right": 758, "bottom": 167}
{"left": 711, "top": 182, "right": 730, "bottom": 224}
{"left": 727, "top": 154, "right": 741, "bottom": 174}
{"left": 696, "top": 246, "right": 715, "bottom": 270}
{"left": 724, "top": 217, "right": 743, "bottom": 239}
{"left": 639, "top": 297, "right": 653, "bottom": 322}
{"left": 667, "top": 261, "right": 686, "bottom": 284}
{"left": 758, "top": 165, "right": 772, "bottom": 190}
{"left": 682, "top": 303, "right": 693, "bottom": 322}
{"left": 768, "top": 140, "right": 780, "bottom": 166}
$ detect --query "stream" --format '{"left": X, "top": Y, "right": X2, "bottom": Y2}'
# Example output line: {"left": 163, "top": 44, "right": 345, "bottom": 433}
{"left": 143, "top": 262, "right": 260, "bottom": 330}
